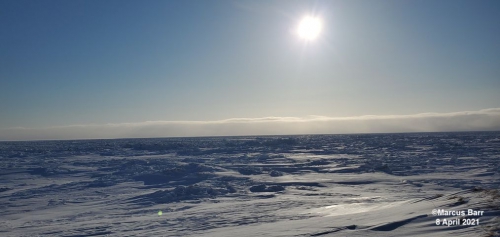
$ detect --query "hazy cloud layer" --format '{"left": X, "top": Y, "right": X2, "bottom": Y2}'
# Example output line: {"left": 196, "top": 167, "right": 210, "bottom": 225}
{"left": 2, "top": 108, "right": 500, "bottom": 141}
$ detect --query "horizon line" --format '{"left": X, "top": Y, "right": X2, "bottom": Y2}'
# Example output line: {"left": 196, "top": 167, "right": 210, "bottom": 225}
{"left": 1, "top": 108, "right": 500, "bottom": 141}
{"left": 1, "top": 129, "right": 499, "bottom": 143}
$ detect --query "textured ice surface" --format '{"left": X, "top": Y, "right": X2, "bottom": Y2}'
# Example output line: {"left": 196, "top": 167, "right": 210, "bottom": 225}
{"left": 0, "top": 132, "right": 499, "bottom": 236}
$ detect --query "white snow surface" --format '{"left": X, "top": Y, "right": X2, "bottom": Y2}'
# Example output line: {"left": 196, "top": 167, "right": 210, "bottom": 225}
{"left": 1, "top": 132, "right": 499, "bottom": 236}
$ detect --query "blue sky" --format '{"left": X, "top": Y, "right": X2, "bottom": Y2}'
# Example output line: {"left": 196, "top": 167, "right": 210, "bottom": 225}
{"left": 1, "top": 0, "right": 499, "bottom": 140}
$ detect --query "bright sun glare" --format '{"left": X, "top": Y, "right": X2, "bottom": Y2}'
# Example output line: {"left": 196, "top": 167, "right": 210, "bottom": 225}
{"left": 297, "top": 16, "right": 322, "bottom": 41}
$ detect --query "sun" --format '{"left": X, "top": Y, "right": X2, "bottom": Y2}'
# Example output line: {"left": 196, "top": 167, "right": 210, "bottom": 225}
{"left": 297, "top": 16, "right": 322, "bottom": 41}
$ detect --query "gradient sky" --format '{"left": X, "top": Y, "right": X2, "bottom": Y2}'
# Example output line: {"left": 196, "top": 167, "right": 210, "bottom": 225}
{"left": 1, "top": 0, "right": 500, "bottom": 139}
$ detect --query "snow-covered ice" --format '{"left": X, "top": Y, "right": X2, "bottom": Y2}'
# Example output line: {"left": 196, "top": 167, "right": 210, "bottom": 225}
{"left": 0, "top": 132, "right": 499, "bottom": 236}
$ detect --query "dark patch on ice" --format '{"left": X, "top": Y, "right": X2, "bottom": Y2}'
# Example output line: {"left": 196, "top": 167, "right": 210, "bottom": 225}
{"left": 226, "top": 185, "right": 237, "bottom": 193}
{"left": 271, "top": 182, "right": 326, "bottom": 187}
{"left": 249, "top": 184, "right": 285, "bottom": 192}
{"left": 28, "top": 167, "right": 79, "bottom": 177}
{"left": 62, "top": 231, "right": 113, "bottom": 237}
{"left": 269, "top": 170, "right": 284, "bottom": 177}
{"left": 473, "top": 172, "right": 496, "bottom": 177}
{"left": 296, "top": 186, "right": 318, "bottom": 191}
{"left": 29, "top": 167, "right": 50, "bottom": 175}
{"left": 217, "top": 175, "right": 249, "bottom": 182}
{"left": 309, "top": 225, "right": 358, "bottom": 236}
{"left": 358, "top": 162, "right": 393, "bottom": 174}
{"left": 346, "top": 225, "right": 357, "bottom": 230}
{"left": 370, "top": 214, "right": 427, "bottom": 231}
{"left": 256, "top": 194, "right": 276, "bottom": 198}
{"left": 448, "top": 196, "right": 468, "bottom": 206}
{"left": 47, "top": 198, "right": 66, "bottom": 206}
{"left": 305, "top": 159, "right": 331, "bottom": 166}
{"left": 238, "top": 167, "right": 263, "bottom": 175}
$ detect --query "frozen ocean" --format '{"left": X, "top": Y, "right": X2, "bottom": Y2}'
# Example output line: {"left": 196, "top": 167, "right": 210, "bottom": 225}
{"left": 1, "top": 132, "right": 499, "bottom": 236}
